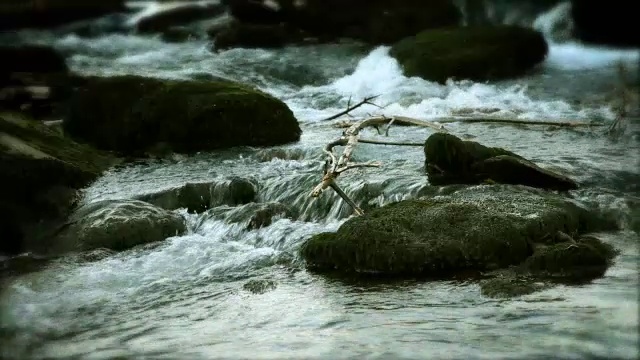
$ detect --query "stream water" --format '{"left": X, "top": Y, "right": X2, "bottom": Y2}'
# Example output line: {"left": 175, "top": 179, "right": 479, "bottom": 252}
{"left": 1, "top": 2, "right": 639, "bottom": 359}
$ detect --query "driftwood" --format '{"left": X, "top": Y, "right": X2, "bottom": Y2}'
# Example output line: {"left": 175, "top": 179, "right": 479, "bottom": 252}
{"left": 311, "top": 116, "right": 444, "bottom": 215}
{"left": 334, "top": 116, "right": 604, "bottom": 129}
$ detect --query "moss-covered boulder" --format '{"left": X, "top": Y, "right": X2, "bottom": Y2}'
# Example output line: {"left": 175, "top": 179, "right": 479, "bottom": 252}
{"left": 390, "top": 25, "right": 548, "bottom": 83}
{"left": 63, "top": 75, "right": 302, "bottom": 156}
{"left": 52, "top": 199, "right": 186, "bottom": 253}
{"left": 216, "top": 0, "right": 461, "bottom": 49}
{"left": 300, "top": 184, "right": 614, "bottom": 276}
{"left": 424, "top": 132, "right": 578, "bottom": 191}
{"left": 0, "top": 112, "right": 118, "bottom": 255}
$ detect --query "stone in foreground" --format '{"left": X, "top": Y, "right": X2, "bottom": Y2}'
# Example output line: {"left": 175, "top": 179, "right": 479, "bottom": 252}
{"left": 0, "top": 112, "right": 117, "bottom": 255}
{"left": 390, "top": 25, "right": 548, "bottom": 83}
{"left": 301, "top": 185, "right": 615, "bottom": 279}
{"left": 53, "top": 199, "right": 187, "bottom": 253}
{"left": 64, "top": 75, "right": 302, "bottom": 156}
{"left": 424, "top": 132, "right": 578, "bottom": 191}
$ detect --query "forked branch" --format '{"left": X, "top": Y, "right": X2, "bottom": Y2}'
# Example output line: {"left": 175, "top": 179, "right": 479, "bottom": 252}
{"left": 311, "top": 116, "right": 444, "bottom": 216}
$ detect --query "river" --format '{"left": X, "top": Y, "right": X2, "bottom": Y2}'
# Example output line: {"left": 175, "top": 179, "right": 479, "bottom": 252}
{"left": 1, "top": 2, "right": 639, "bottom": 359}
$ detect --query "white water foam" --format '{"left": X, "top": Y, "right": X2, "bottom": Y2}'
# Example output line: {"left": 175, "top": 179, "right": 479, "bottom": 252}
{"left": 288, "top": 45, "right": 625, "bottom": 123}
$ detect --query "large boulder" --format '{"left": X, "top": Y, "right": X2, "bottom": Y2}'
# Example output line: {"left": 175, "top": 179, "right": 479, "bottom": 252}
{"left": 424, "top": 132, "right": 578, "bottom": 191}
{"left": 0, "top": 112, "right": 118, "bottom": 255}
{"left": 214, "top": 0, "right": 461, "bottom": 49}
{"left": 63, "top": 75, "right": 302, "bottom": 156}
{"left": 0, "top": 0, "right": 126, "bottom": 31}
{"left": 571, "top": 0, "right": 640, "bottom": 48}
{"left": 300, "top": 184, "right": 616, "bottom": 277}
{"left": 52, "top": 199, "right": 187, "bottom": 253}
{"left": 389, "top": 25, "right": 548, "bottom": 83}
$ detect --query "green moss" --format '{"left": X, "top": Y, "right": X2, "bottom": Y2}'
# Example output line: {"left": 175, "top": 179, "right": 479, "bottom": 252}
{"left": 424, "top": 133, "right": 578, "bottom": 190}
{"left": 301, "top": 185, "right": 596, "bottom": 276}
{"left": 424, "top": 132, "right": 520, "bottom": 185}
{"left": 64, "top": 75, "right": 302, "bottom": 156}
{"left": 390, "top": 25, "right": 548, "bottom": 83}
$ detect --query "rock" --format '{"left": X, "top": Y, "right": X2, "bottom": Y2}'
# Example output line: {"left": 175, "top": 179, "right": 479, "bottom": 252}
{"left": 225, "top": 202, "right": 292, "bottom": 230}
{"left": 243, "top": 278, "right": 277, "bottom": 294}
{"left": 1, "top": 45, "right": 68, "bottom": 77}
{"left": 225, "top": 0, "right": 285, "bottom": 24}
{"left": 213, "top": 21, "right": 311, "bottom": 50}
{"left": 196, "top": 202, "right": 292, "bottom": 230}
{"left": 300, "top": 184, "right": 614, "bottom": 276}
{"left": 0, "top": 45, "right": 82, "bottom": 119}
{"left": 136, "top": 177, "right": 257, "bottom": 213}
{"left": 0, "top": 112, "right": 118, "bottom": 255}
{"left": 216, "top": 0, "right": 461, "bottom": 49}
{"left": 289, "top": 0, "right": 462, "bottom": 45}
{"left": 52, "top": 199, "right": 186, "bottom": 253}
{"left": 571, "top": 0, "right": 640, "bottom": 48}
{"left": 136, "top": 3, "right": 225, "bottom": 34}
{"left": 389, "top": 25, "right": 548, "bottom": 83}
{"left": 424, "top": 132, "right": 578, "bottom": 191}
{"left": 480, "top": 234, "right": 617, "bottom": 298}
{"left": 63, "top": 75, "right": 302, "bottom": 156}
{"left": 0, "top": 0, "right": 126, "bottom": 31}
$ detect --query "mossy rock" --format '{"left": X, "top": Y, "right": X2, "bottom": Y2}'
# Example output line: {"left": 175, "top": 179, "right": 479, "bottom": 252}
{"left": 390, "top": 25, "right": 548, "bottom": 83}
{"left": 219, "top": 0, "right": 460, "bottom": 49}
{"left": 52, "top": 199, "right": 187, "bottom": 253}
{"left": 0, "top": 112, "right": 118, "bottom": 255}
{"left": 480, "top": 234, "right": 618, "bottom": 298}
{"left": 424, "top": 132, "right": 578, "bottom": 191}
{"left": 301, "top": 185, "right": 604, "bottom": 276}
{"left": 291, "top": 0, "right": 462, "bottom": 45}
{"left": 63, "top": 75, "right": 302, "bottom": 156}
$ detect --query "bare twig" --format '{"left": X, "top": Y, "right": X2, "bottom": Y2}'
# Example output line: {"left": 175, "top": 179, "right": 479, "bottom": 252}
{"left": 321, "top": 95, "right": 382, "bottom": 121}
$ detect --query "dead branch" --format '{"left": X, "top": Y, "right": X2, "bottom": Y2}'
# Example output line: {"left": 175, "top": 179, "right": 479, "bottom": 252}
{"left": 321, "top": 95, "right": 382, "bottom": 121}
{"left": 311, "top": 116, "right": 444, "bottom": 216}
{"left": 334, "top": 115, "right": 603, "bottom": 129}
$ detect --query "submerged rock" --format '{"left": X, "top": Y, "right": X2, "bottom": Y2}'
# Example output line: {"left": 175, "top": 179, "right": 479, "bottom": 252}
{"left": 0, "top": 112, "right": 118, "bottom": 255}
{"left": 390, "top": 25, "right": 548, "bottom": 83}
{"left": 196, "top": 202, "right": 292, "bottom": 230}
{"left": 215, "top": 0, "right": 461, "bottom": 49}
{"left": 53, "top": 199, "right": 186, "bottom": 253}
{"left": 136, "top": 177, "right": 257, "bottom": 213}
{"left": 63, "top": 75, "right": 302, "bottom": 156}
{"left": 300, "top": 185, "right": 616, "bottom": 281}
{"left": 424, "top": 132, "right": 578, "bottom": 191}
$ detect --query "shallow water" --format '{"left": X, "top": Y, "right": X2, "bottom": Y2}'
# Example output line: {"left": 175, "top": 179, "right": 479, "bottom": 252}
{"left": 1, "top": 2, "right": 639, "bottom": 359}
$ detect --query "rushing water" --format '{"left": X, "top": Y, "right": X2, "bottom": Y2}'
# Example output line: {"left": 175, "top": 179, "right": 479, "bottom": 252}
{"left": 1, "top": 2, "right": 639, "bottom": 359}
